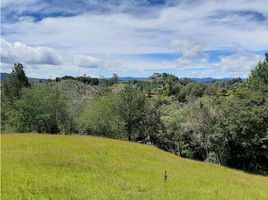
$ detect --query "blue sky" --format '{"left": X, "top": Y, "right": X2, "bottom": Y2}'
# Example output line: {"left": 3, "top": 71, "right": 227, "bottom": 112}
{"left": 1, "top": 0, "right": 268, "bottom": 78}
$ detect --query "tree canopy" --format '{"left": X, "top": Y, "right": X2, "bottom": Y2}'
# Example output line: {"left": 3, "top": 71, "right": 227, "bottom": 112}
{"left": 1, "top": 56, "right": 268, "bottom": 173}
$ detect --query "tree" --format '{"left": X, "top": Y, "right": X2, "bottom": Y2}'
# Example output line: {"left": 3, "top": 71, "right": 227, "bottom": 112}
{"left": 149, "top": 73, "right": 178, "bottom": 83}
{"left": 13, "top": 84, "right": 68, "bottom": 133}
{"left": 247, "top": 53, "right": 268, "bottom": 91}
{"left": 119, "top": 84, "right": 146, "bottom": 141}
{"left": 177, "top": 82, "right": 206, "bottom": 102}
{"left": 204, "top": 82, "right": 226, "bottom": 96}
{"left": 159, "top": 102, "right": 186, "bottom": 154}
{"left": 138, "top": 97, "right": 163, "bottom": 144}
{"left": 213, "top": 91, "right": 268, "bottom": 171}
{"left": 1, "top": 63, "right": 30, "bottom": 131}
{"left": 79, "top": 94, "right": 126, "bottom": 138}
{"left": 111, "top": 73, "right": 119, "bottom": 84}
{"left": 3, "top": 63, "right": 30, "bottom": 102}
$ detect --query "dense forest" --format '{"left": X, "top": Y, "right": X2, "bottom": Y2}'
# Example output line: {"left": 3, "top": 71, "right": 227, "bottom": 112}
{"left": 1, "top": 54, "right": 268, "bottom": 173}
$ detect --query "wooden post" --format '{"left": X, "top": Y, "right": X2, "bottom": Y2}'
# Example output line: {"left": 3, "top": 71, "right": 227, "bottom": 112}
{"left": 164, "top": 170, "right": 168, "bottom": 182}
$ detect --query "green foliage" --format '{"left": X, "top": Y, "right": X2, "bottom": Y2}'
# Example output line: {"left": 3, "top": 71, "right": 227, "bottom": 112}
{"left": 79, "top": 94, "right": 126, "bottom": 138}
{"left": 55, "top": 79, "right": 101, "bottom": 133}
{"left": 111, "top": 73, "right": 119, "bottom": 84}
{"left": 176, "top": 82, "right": 207, "bottom": 102}
{"left": 213, "top": 91, "right": 268, "bottom": 171}
{"left": 139, "top": 97, "right": 163, "bottom": 143}
{"left": 2, "top": 57, "right": 268, "bottom": 173}
{"left": 2, "top": 63, "right": 30, "bottom": 102}
{"left": 1, "top": 63, "right": 30, "bottom": 131}
{"left": 119, "top": 84, "right": 146, "bottom": 141}
{"left": 247, "top": 53, "right": 268, "bottom": 91}
{"left": 204, "top": 82, "right": 226, "bottom": 96}
{"left": 55, "top": 75, "right": 100, "bottom": 85}
{"left": 159, "top": 102, "right": 186, "bottom": 154}
{"left": 160, "top": 90, "right": 268, "bottom": 171}
{"left": 159, "top": 97, "right": 217, "bottom": 160}
{"left": 149, "top": 72, "right": 178, "bottom": 83}
{"left": 149, "top": 73, "right": 183, "bottom": 97}
{"left": 12, "top": 84, "right": 68, "bottom": 133}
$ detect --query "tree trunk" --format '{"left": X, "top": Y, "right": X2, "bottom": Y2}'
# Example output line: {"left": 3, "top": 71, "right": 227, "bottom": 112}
{"left": 127, "top": 123, "right": 132, "bottom": 141}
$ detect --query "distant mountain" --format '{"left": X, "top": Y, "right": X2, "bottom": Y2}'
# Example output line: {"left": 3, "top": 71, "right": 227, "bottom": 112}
{"left": 117, "top": 77, "right": 244, "bottom": 83}
{"left": 1, "top": 73, "right": 245, "bottom": 84}
{"left": 118, "top": 77, "right": 245, "bottom": 82}
{"left": 1, "top": 73, "right": 10, "bottom": 81}
{"left": 1, "top": 73, "right": 48, "bottom": 83}
{"left": 118, "top": 77, "right": 148, "bottom": 81}
{"left": 189, "top": 77, "right": 241, "bottom": 83}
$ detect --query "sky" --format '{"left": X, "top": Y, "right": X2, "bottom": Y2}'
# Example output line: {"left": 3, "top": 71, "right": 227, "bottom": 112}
{"left": 1, "top": 0, "right": 268, "bottom": 78}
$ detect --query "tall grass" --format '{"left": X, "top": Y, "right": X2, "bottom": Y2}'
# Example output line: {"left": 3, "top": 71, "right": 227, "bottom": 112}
{"left": 1, "top": 133, "right": 268, "bottom": 199}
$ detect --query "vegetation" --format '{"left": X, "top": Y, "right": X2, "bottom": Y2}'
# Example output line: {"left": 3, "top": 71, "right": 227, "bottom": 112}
{"left": 2, "top": 134, "right": 268, "bottom": 200}
{"left": 2, "top": 63, "right": 30, "bottom": 102}
{"left": 1, "top": 55, "right": 268, "bottom": 174}
{"left": 248, "top": 53, "right": 268, "bottom": 91}
{"left": 79, "top": 94, "right": 125, "bottom": 138}
{"left": 14, "top": 84, "right": 68, "bottom": 133}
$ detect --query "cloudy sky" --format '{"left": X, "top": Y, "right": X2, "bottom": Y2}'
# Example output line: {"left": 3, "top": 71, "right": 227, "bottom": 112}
{"left": 1, "top": 0, "right": 268, "bottom": 78}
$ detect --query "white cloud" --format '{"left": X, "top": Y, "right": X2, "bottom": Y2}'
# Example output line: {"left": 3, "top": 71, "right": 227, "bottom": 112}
{"left": 73, "top": 55, "right": 102, "bottom": 68}
{"left": 1, "top": 0, "right": 267, "bottom": 77}
{"left": 174, "top": 43, "right": 264, "bottom": 78}
{"left": 0, "top": 38, "right": 121, "bottom": 69}
{"left": 1, "top": 38, "right": 61, "bottom": 65}
{"left": 73, "top": 55, "right": 121, "bottom": 69}
{"left": 2, "top": 0, "right": 268, "bottom": 55}
{"left": 172, "top": 36, "right": 210, "bottom": 72}
{"left": 170, "top": 36, "right": 205, "bottom": 57}
{"left": 215, "top": 44, "right": 263, "bottom": 73}
{"left": 0, "top": 38, "right": 124, "bottom": 78}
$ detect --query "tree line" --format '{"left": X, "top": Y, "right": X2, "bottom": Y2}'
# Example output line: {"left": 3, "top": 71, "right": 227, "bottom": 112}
{"left": 1, "top": 54, "right": 268, "bottom": 173}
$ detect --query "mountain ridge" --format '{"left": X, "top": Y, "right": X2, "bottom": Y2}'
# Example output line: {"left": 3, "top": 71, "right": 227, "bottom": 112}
{"left": 1, "top": 73, "right": 245, "bottom": 83}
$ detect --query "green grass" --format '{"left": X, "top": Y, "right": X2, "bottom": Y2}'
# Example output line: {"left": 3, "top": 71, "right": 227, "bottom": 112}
{"left": 1, "top": 134, "right": 268, "bottom": 200}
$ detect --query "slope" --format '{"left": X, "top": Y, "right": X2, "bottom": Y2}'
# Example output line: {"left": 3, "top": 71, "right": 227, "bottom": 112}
{"left": 1, "top": 134, "right": 268, "bottom": 200}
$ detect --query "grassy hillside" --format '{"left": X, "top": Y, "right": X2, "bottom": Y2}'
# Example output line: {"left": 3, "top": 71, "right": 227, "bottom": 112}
{"left": 1, "top": 134, "right": 268, "bottom": 200}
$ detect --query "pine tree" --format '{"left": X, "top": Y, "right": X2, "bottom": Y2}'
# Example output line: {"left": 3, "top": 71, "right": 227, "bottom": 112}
{"left": 248, "top": 53, "right": 268, "bottom": 91}
{"left": 3, "top": 63, "right": 30, "bottom": 102}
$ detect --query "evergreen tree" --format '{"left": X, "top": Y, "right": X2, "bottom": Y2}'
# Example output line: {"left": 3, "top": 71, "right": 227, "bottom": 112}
{"left": 3, "top": 63, "right": 30, "bottom": 102}
{"left": 248, "top": 53, "right": 268, "bottom": 91}
{"left": 119, "top": 84, "right": 145, "bottom": 141}
{"left": 111, "top": 73, "right": 119, "bottom": 84}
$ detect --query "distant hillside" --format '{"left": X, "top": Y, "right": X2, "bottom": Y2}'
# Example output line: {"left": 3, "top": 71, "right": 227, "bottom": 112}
{"left": 189, "top": 77, "right": 246, "bottom": 83}
{"left": 1, "top": 73, "right": 48, "bottom": 83}
{"left": 2, "top": 134, "right": 268, "bottom": 200}
{"left": 116, "top": 77, "right": 245, "bottom": 82}
{"left": 1, "top": 73, "right": 10, "bottom": 81}
{"left": 118, "top": 77, "right": 148, "bottom": 81}
{"left": 1, "top": 72, "right": 245, "bottom": 83}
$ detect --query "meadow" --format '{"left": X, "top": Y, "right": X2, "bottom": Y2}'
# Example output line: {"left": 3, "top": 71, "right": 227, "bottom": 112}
{"left": 1, "top": 133, "right": 268, "bottom": 200}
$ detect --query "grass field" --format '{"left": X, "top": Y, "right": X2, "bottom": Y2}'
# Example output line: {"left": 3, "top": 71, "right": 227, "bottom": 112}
{"left": 1, "top": 134, "right": 268, "bottom": 200}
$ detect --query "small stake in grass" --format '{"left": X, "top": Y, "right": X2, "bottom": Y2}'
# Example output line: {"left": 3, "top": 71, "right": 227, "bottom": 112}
{"left": 164, "top": 170, "right": 168, "bottom": 182}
